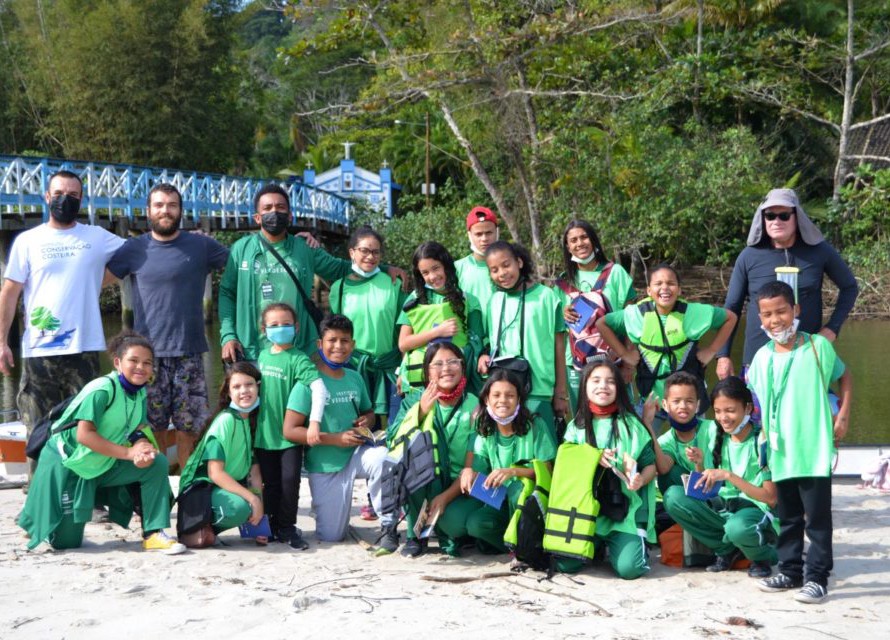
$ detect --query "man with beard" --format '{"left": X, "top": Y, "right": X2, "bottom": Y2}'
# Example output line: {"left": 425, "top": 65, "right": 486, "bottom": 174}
{"left": 106, "top": 183, "right": 229, "bottom": 471}
{"left": 218, "top": 183, "right": 406, "bottom": 363}
{"left": 0, "top": 170, "right": 125, "bottom": 476}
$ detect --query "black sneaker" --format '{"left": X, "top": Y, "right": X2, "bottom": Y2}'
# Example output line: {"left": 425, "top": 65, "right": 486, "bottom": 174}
{"left": 759, "top": 572, "right": 803, "bottom": 592}
{"left": 794, "top": 581, "right": 828, "bottom": 604}
{"left": 706, "top": 550, "right": 741, "bottom": 573}
{"left": 400, "top": 538, "right": 427, "bottom": 558}
{"left": 747, "top": 560, "right": 772, "bottom": 578}
{"left": 375, "top": 525, "right": 399, "bottom": 556}
{"left": 288, "top": 529, "right": 310, "bottom": 551}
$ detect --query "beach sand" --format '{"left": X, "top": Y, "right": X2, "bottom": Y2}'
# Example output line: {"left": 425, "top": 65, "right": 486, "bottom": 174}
{"left": 1, "top": 479, "right": 886, "bottom": 640}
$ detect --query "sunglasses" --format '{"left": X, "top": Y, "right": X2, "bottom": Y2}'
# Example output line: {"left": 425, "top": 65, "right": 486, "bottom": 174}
{"left": 763, "top": 211, "right": 795, "bottom": 222}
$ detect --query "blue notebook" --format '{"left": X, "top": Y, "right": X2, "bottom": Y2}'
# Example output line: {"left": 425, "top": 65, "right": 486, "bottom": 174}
{"left": 683, "top": 471, "right": 723, "bottom": 501}
{"left": 470, "top": 473, "right": 508, "bottom": 510}
{"left": 566, "top": 296, "right": 597, "bottom": 333}
{"left": 239, "top": 515, "right": 272, "bottom": 539}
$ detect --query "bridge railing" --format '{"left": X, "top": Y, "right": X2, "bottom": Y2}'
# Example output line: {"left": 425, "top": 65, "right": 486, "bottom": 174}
{"left": 0, "top": 155, "right": 350, "bottom": 228}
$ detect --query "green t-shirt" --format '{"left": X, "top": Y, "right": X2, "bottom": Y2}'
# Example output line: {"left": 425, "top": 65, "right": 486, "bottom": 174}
{"left": 455, "top": 254, "right": 496, "bottom": 316}
{"left": 560, "top": 263, "right": 636, "bottom": 367}
{"left": 718, "top": 429, "right": 773, "bottom": 514}
{"left": 657, "top": 418, "right": 717, "bottom": 473}
{"left": 330, "top": 272, "right": 405, "bottom": 357}
{"left": 434, "top": 395, "right": 480, "bottom": 481}
{"left": 563, "top": 415, "right": 656, "bottom": 542}
{"left": 287, "top": 369, "right": 372, "bottom": 474}
{"left": 472, "top": 416, "right": 557, "bottom": 488}
{"left": 604, "top": 300, "right": 727, "bottom": 400}
{"left": 200, "top": 411, "right": 253, "bottom": 483}
{"left": 487, "top": 283, "right": 564, "bottom": 397}
{"left": 746, "top": 332, "right": 844, "bottom": 482}
{"left": 255, "top": 347, "right": 320, "bottom": 450}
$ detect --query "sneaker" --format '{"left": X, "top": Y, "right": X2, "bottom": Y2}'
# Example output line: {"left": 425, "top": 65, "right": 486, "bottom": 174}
{"left": 706, "top": 550, "right": 741, "bottom": 573}
{"left": 360, "top": 496, "right": 378, "bottom": 521}
{"left": 288, "top": 529, "right": 310, "bottom": 551}
{"left": 759, "top": 572, "right": 803, "bottom": 592}
{"left": 400, "top": 538, "right": 427, "bottom": 558}
{"left": 375, "top": 525, "right": 399, "bottom": 556}
{"left": 747, "top": 560, "right": 772, "bottom": 578}
{"left": 143, "top": 531, "right": 187, "bottom": 555}
{"left": 794, "top": 581, "right": 828, "bottom": 604}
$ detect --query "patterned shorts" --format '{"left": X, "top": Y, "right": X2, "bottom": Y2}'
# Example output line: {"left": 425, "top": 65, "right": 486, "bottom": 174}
{"left": 146, "top": 354, "right": 211, "bottom": 435}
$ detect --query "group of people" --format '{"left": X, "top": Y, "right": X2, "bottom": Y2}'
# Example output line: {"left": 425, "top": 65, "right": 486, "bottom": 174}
{"left": 3, "top": 172, "right": 858, "bottom": 605}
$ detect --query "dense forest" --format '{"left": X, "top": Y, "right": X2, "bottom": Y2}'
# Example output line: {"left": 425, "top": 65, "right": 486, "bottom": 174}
{"left": 1, "top": 1, "right": 888, "bottom": 297}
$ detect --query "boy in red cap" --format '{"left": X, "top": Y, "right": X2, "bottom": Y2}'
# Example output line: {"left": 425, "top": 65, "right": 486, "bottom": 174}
{"left": 455, "top": 206, "right": 498, "bottom": 311}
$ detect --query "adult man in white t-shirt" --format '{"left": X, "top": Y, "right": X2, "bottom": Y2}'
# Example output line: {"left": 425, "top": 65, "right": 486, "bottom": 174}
{"left": 0, "top": 170, "right": 124, "bottom": 473}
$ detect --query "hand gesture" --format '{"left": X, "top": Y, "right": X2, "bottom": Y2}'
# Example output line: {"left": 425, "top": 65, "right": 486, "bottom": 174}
{"left": 694, "top": 468, "right": 729, "bottom": 492}
{"left": 685, "top": 446, "right": 703, "bottom": 467}
{"left": 221, "top": 340, "right": 243, "bottom": 364}
{"left": 436, "top": 318, "right": 459, "bottom": 338}
{"left": 477, "top": 354, "right": 490, "bottom": 376}
{"left": 459, "top": 468, "right": 477, "bottom": 494}
{"left": 419, "top": 382, "right": 440, "bottom": 417}
{"left": 485, "top": 467, "right": 514, "bottom": 488}
{"left": 641, "top": 393, "right": 659, "bottom": 429}
{"left": 296, "top": 231, "right": 320, "bottom": 248}
{"left": 599, "top": 448, "right": 616, "bottom": 469}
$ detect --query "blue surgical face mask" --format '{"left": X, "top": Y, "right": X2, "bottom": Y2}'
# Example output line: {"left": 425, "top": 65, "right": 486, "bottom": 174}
{"left": 230, "top": 397, "right": 260, "bottom": 413}
{"left": 730, "top": 414, "right": 751, "bottom": 436}
{"left": 317, "top": 348, "right": 347, "bottom": 370}
{"left": 352, "top": 263, "right": 380, "bottom": 278}
{"left": 669, "top": 415, "right": 699, "bottom": 433}
{"left": 266, "top": 324, "right": 295, "bottom": 346}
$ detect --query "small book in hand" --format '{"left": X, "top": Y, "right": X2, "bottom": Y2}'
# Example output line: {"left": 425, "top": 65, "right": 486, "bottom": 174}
{"left": 470, "top": 473, "right": 508, "bottom": 510}
{"left": 354, "top": 426, "right": 386, "bottom": 446}
{"left": 413, "top": 499, "right": 441, "bottom": 539}
{"left": 239, "top": 514, "right": 272, "bottom": 539}
{"left": 611, "top": 452, "right": 638, "bottom": 489}
{"left": 566, "top": 296, "right": 597, "bottom": 333}
{"left": 682, "top": 471, "right": 723, "bottom": 501}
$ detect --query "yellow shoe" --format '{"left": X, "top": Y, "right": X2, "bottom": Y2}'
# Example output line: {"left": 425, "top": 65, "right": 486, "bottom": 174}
{"left": 143, "top": 531, "right": 187, "bottom": 555}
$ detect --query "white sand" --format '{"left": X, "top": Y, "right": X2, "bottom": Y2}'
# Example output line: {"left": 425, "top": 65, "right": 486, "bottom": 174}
{"left": 1, "top": 479, "right": 886, "bottom": 640}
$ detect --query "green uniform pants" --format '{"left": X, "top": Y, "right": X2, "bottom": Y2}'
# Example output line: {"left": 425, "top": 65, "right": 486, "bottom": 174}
{"left": 663, "top": 486, "right": 777, "bottom": 562}
{"left": 210, "top": 487, "right": 252, "bottom": 533}
{"left": 465, "top": 482, "right": 522, "bottom": 553}
{"left": 51, "top": 454, "right": 172, "bottom": 549}
{"left": 406, "top": 488, "right": 482, "bottom": 555}
{"left": 556, "top": 530, "right": 650, "bottom": 579}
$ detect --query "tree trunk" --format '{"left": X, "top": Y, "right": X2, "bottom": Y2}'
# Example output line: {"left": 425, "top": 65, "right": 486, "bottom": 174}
{"left": 832, "top": 0, "right": 856, "bottom": 202}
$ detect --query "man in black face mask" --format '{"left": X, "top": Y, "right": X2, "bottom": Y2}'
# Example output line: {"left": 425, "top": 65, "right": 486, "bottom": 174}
{"left": 0, "top": 170, "right": 125, "bottom": 478}
{"left": 218, "top": 183, "right": 407, "bottom": 363}
{"left": 106, "top": 183, "right": 229, "bottom": 473}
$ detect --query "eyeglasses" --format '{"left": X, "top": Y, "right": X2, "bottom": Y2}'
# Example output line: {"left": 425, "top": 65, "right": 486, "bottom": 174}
{"left": 429, "top": 358, "right": 462, "bottom": 370}
{"left": 763, "top": 211, "right": 795, "bottom": 222}
{"left": 353, "top": 247, "right": 381, "bottom": 257}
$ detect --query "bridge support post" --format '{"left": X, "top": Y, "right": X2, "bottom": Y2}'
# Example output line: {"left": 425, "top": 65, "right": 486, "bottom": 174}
{"left": 114, "top": 218, "right": 134, "bottom": 328}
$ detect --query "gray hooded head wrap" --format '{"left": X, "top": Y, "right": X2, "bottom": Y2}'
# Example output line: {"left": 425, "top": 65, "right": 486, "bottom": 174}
{"left": 746, "top": 188, "right": 824, "bottom": 247}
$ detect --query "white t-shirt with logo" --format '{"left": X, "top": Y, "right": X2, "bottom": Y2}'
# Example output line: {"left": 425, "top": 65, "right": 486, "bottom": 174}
{"left": 5, "top": 223, "right": 124, "bottom": 357}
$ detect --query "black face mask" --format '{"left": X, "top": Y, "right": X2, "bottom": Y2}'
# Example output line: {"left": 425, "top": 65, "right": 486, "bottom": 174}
{"left": 50, "top": 195, "right": 80, "bottom": 224}
{"left": 260, "top": 211, "right": 289, "bottom": 236}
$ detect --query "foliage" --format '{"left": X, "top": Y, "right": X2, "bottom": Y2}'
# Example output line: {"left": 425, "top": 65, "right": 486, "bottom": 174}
{"left": 829, "top": 164, "right": 890, "bottom": 272}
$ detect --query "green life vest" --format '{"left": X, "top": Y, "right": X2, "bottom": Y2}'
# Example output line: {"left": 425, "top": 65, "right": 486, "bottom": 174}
{"left": 51, "top": 375, "right": 148, "bottom": 480}
{"left": 542, "top": 443, "right": 603, "bottom": 561}
{"left": 401, "top": 300, "right": 468, "bottom": 386}
{"left": 379, "top": 402, "right": 440, "bottom": 514}
{"left": 636, "top": 299, "right": 705, "bottom": 402}
{"left": 504, "top": 459, "right": 553, "bottom": 570}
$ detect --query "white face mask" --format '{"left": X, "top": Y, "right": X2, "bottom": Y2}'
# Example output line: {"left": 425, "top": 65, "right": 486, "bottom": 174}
{"left": 570, "top": 253, "right": 597, "bottom": 265}
{"left": 487, "top": 405, "right": 519, "bottom": 426}
{"left": 730, "top": 414, "right": 751, "bottom": 436}
{"left": 351, "top": 263, "right": 380, "bottom": 278}
{"left": 761, "top": 318, "right": 800, "bottom": 345}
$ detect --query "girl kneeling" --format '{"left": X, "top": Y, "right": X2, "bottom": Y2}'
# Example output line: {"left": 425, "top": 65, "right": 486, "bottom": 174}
{"left": 18, "top": 331, "right": 184, "bottom": 554}
{"left": 460, "top": 369, "right": 556, "bottom": 554}
{"left": 179, "top": 362, "right": 266, "bottom": 544}
{"left": 662, "top": 377, "right": 777, "bottom": 578}
{"left": 562, "top": 359, "right": 657, "bottom": 579}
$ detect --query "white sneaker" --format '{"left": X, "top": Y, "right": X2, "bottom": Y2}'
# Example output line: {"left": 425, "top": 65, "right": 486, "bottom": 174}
{"left": 794, "top": 581, "right": 828, "bottom": 604}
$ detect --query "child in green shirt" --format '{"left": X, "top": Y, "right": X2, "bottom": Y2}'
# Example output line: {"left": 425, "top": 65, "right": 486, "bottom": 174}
{"left": 254, "top": 302, "right": 326, "bottom": 550}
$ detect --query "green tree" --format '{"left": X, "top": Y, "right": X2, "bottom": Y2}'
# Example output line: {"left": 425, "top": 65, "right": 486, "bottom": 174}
{"left": 30, "top": 307, "right": 60, "bottom": 335}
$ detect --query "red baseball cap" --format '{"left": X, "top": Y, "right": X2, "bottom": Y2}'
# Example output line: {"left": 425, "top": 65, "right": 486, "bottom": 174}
{"left": 466, "top": 206, "right": 498, "bottom": 230}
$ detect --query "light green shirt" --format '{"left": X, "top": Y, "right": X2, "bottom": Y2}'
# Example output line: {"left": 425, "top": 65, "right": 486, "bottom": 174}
{"left": 472, "top": 416, "right": 557, "bottom": 488}
{"left": 330, "top": 272, "right": 405, "bottom": 357}
{"left": 456, "top": 254, "right": 496, "bottom": 315}
{"left": 255, "top": 347, "right": 320, "bottom": 450}
{"left": 287, "top": 369, "right": 372, "bottom": 474}
{"left": 657, "top": 419, "right": 718, "bottom": 473}
{"left": 718, "top": 429, "right": 773, "bottom": 514}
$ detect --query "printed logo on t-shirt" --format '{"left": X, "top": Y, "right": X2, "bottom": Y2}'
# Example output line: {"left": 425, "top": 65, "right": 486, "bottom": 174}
{"left": 27, "top": 306, "right": 74, "bottom": 350}
{"left": 326, "top": 390, "right": 359, "bottom": 407}
{"left": 40, "top": 239, "right": 92, "bottom": 260}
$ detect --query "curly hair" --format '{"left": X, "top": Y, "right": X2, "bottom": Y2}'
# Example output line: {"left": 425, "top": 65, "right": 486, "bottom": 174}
{"left": 410, "top": 241, "right": 466, "bottom": 322}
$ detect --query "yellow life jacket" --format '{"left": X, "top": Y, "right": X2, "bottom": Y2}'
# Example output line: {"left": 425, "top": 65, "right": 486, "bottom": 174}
{"left": 542, "top": 443, "right": 603, "bottom": 561}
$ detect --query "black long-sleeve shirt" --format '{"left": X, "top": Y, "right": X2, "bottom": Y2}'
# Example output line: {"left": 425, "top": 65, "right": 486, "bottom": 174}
{"left": 719, "top": 240, "right": 859, "bottom": 365}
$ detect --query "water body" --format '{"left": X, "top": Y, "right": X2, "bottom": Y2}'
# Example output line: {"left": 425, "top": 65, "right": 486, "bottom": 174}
{"left": 1, "top": 315, "right": 888, "bottom": 444}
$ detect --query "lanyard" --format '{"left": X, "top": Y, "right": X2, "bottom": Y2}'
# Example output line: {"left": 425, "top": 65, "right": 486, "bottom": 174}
{"left": 493, "top": 284, "right": 526, "bottom": 358}
{"left": 763, "top": 335, "right": 803, "bottom": 435}
{"left": 436, "top": 396, "right": 464, "bottom": 449}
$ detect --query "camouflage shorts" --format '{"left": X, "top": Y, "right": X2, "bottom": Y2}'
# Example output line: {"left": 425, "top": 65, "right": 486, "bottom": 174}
{"left": 18, "top": 352, "right": 101, "bottom": 434}
{"left": 146, "top": 354, "right": 211, "bottom": 435}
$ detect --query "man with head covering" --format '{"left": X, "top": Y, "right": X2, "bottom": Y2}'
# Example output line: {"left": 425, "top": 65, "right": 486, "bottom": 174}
{"left": 455, "top": 206, "right": 499, "bottom": 311}
{"left": 716, "top": 188, "right": 858, "bottom": 378}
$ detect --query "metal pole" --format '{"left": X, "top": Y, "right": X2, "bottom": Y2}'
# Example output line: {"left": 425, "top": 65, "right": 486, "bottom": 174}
{"left": 425, "top": 111, "right": 431, "bottom": 208}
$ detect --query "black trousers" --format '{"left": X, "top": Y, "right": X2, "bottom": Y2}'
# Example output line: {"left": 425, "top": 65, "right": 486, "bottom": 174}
{"left": 254, "top": 446, "right": 304, "bottom": 535}
{"left": 775, "top": 476, "right": 833, "bottom": 586}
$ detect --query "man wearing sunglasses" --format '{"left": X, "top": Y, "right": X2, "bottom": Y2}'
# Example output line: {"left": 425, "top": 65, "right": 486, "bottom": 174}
{"left": 716, "top": 188, "right": 858, "bottom": 379}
